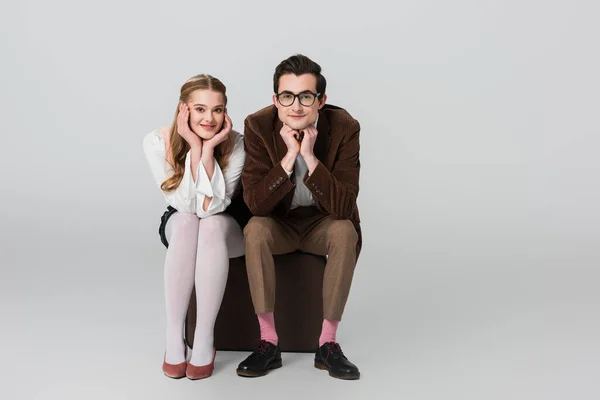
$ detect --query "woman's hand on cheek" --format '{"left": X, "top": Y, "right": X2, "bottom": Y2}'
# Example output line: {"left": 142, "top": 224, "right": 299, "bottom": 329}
{"left": 203, "top": 111, "right": 232, "bottom": 152}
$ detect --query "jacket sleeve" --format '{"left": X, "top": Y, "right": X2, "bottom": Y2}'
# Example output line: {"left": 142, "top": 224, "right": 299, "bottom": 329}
{"left": 241, "top": 118, "right": 295, "bottom": 216}
{"left": 304, "top": 122, "right": 360, "bottom": 219}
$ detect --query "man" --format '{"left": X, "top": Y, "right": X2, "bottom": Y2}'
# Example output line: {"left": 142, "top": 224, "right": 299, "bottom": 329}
{"left": 236, "top": 54, "right": 362, "bottom": 380}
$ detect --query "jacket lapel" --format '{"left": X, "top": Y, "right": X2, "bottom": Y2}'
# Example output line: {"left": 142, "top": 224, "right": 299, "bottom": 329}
{"left": 314, "top": 109, "right": 332, "bottom": 167}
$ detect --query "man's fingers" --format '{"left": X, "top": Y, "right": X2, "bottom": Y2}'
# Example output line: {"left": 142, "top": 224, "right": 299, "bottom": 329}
{"left": 304, "top": 125, "right": 317, "bottom": 136}
{"left": 281, "top": 127, "right": 299, "bottom": 138}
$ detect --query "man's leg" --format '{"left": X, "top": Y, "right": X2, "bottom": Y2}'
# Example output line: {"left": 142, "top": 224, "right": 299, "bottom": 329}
{"left": 243, "top": 216, "right": 299, "bottom": 320}
{"left": 301, "top": 217, "right": 359, "bottom": 322}
{"left": 300, "top": 217, "right": 361, "bottom": 380}
{"left": 237, "top": 216, "right": 298, "bottom": 377}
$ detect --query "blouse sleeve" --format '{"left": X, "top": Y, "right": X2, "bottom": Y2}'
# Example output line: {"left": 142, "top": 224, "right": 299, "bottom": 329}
{"left": 195, "top": 131, "right": 246, "bottom": 218}
{"left": 142, "top": 130, "right": 197, "bottom": 213}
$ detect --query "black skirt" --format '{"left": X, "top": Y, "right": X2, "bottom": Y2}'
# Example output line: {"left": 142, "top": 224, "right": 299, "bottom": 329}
{"left": 158, "top": 206, "right": 179, "bottom": 248}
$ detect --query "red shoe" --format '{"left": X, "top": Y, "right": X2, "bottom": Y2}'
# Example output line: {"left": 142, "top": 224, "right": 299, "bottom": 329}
{"left": 186, "top": 348, "right": 216, "bottom": 380}
{"left": 162, "top": 345, "right": 189, "bottom": 379}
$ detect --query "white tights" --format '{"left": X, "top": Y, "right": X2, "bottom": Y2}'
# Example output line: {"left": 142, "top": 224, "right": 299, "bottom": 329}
{"left": 163, "top": 212, "right": 244, "bottom": 366}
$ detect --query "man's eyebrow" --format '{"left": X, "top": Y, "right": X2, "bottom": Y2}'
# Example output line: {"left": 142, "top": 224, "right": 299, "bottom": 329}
{"left": 279, "top": 90, "right": 315, "bottom": 94}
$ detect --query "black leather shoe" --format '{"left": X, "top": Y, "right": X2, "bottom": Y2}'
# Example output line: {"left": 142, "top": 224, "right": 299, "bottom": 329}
{"left": 314, "top": 342, "right": 360, "bottom": 380}
{"left": 236, "top": 340, "right": 282, "bottom": 377}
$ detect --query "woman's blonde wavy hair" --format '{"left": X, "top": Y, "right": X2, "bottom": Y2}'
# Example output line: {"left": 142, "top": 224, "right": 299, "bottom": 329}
{"left": 161, "top": 74, "right": 234, "bottom": 192}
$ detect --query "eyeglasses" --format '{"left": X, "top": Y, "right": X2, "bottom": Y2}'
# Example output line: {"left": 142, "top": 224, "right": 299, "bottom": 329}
{"left": 276, "top": 91, "right": 321, "bottom": 107}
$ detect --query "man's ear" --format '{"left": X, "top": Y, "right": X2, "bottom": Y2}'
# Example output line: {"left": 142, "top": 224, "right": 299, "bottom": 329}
{"left": 272, "top": 94, "right": 278, "bottom": 107}
{"left": 318, "top": 93, "right": 327, "bottom": 109}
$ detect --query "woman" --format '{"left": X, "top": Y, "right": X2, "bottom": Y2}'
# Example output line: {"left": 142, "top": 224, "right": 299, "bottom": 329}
{"left": 142, "top": 74, "right": 245, "bottom": 380}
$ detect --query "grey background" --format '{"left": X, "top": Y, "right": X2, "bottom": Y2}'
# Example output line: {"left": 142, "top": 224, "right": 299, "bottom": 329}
{"left": 1, "top": 0, "right": 599, "bottom": 399}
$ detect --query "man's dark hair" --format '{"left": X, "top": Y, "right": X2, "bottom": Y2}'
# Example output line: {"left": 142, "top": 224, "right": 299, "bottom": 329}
{"left": 273, "top": 54, "right": 327, "bottom": 99}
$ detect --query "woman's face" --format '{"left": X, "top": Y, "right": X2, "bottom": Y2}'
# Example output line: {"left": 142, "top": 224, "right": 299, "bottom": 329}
{"left": 185, "top": 89, "right": 226, "bottom": 140}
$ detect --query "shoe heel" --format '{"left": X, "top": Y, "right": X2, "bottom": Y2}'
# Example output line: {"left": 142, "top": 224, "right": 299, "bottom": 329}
{"left": 162, "top": 345, "right": 189, "bottom": 379}
{"left": 186, "top": 348, "right": 216, "bottom": 380}
{"left": 314, "top": 360, "right": 327, "bottom": 370}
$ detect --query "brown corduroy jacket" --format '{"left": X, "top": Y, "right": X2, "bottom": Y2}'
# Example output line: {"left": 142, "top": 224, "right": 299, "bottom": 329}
{"left": 241, "top": 104, "right": 362, "bottom": 247}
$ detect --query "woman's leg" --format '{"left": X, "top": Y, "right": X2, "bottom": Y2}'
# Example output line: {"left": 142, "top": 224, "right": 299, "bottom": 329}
{"left": 190, "top": 213, "right": 244, "bottom": 366}
{"left": 163, "top": 212, "right": 199, "bottom": 364}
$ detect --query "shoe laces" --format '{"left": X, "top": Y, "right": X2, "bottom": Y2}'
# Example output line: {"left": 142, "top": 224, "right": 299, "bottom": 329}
{"left": 253, "top": 339, "right": 272, "bottom": 356}
{"left": 323, "top": 342, "right": 344, "bottom": 359}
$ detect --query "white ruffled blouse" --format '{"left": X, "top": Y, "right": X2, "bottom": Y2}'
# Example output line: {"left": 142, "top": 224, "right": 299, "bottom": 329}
{"left": 142, "top": 128, "right": 245, "bottom": 218}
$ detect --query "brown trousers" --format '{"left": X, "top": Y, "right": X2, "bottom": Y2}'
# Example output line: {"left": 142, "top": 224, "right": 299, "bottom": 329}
{"left": 243, "top": 206, "right": 360, "bottom": 321}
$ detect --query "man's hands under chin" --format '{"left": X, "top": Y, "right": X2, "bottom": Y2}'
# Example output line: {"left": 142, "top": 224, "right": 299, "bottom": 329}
{"left": 280, "top": 123, "right": 319, "bottom": 175}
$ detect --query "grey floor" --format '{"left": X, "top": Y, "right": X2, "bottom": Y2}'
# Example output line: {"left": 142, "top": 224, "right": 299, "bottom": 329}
{"left": 3, "top": 236, "right": 599, "bottom": 400}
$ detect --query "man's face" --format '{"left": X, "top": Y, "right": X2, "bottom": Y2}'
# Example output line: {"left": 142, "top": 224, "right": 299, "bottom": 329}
{"left": 273, "top": 73, "right": 327, "bottom": 131}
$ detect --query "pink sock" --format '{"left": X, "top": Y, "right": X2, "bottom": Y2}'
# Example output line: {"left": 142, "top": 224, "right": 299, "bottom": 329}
{"left": 319, "top": 319, "right": 340, "bottom": 347}
{"left": 257, "top": 312, "right": 278, "bottom": 345}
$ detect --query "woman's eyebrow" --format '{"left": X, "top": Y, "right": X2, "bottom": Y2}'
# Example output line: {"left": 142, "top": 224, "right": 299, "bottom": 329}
{"left": 192, "top": 103, "right": 224, "bottom": 108}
